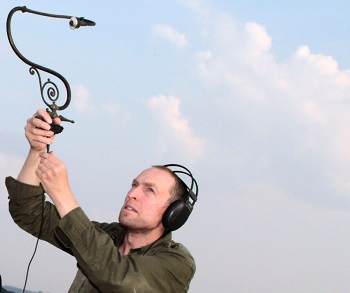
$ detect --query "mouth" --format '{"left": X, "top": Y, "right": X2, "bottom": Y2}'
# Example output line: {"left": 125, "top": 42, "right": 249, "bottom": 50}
{"left": 124, "top": 205, "right": 137, "bottom": 213}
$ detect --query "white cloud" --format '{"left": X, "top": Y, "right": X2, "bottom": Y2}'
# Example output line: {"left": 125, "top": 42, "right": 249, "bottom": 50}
{"left": 294, "top": 45, "right": 350, "bottom": 90}
{"left": 153, "top": 24, "right": 189, "bottom": 49}
{"left": 146, "top": 95, "right": 204, "bottom": 163}
{"left": 296, "top": 45, "right": 339, "bottom": 74}
{"left": 101, "top": 99, "right": 120, "bottom": 116}
{"left": 245, "top": 22, "right": 272, "bottom": 60}
{"left": 73, "top": 84, "right": 94, "bottom": 114}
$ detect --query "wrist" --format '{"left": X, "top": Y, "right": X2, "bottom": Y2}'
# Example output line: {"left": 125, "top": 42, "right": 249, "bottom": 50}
{"left": 56, "top": 197, "right": 79, "bottom": 218}
{"left": 17, "top": 149, "right": 43, "bottom": 185}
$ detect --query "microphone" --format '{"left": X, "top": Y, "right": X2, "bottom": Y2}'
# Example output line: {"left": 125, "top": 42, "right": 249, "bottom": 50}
{"left": 69, "top": 17, "right": 96, "bottom": 30}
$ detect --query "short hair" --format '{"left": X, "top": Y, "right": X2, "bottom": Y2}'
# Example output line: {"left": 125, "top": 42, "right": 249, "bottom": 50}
{"left": 153, "top": 165, "right": 188, "bottom": 203}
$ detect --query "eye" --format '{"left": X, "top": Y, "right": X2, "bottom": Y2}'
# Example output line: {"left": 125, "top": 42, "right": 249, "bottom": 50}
{"left": 146, "top": 187, "right": 155, "bottom": 193}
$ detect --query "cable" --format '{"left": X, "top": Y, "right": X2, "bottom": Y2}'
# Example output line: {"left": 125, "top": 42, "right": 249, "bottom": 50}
{"left": 22, "top": 194, "right": 45, "bottom": 293}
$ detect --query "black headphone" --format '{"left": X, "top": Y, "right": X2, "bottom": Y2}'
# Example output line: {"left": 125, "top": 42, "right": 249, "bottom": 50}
{"left": 162, "top": 164, "right": 198, "bottom": 232}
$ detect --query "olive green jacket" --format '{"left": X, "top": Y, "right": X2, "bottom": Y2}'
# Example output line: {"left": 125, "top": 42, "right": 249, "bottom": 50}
{"left": 6, "top": 176, "right": 195, "bottom": 292}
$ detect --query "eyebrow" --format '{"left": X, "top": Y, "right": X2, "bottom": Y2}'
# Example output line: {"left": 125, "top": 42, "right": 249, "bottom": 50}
{"left": 132, "top": 179, "right": 159, "bottom": 194}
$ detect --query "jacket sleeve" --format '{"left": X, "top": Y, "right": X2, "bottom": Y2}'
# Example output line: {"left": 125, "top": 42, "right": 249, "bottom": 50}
{"left": 55, "top": 207, "right": 196, "bottom": 292}
{"left": 6, "top": 176, "right": 73, "bottom": 254}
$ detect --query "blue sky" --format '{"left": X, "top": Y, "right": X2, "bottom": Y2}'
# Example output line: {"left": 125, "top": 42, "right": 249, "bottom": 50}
{"left": 1, "top": 0, "right": 350, "bottom": 292}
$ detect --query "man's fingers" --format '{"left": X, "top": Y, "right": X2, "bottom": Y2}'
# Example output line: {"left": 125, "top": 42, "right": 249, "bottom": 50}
{"left": 39, "top": 151, "right": 58, "bottom": 164}
{"left": 25, "top": 121, "right": 54, "bottom": 138}
{"left": 52, "top": 116, "right": 62, "bottom": 125}
{"left": 36, "top": 109, "right": 53, "bottom": 124}
{"left": 31, "top": 116, "right": 51, "bottom": 131}
{"left": 37, "top": 154, "right": 54, "bottom": 177}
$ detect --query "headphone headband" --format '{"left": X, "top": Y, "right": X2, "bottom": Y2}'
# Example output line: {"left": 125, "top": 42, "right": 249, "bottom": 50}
{"left": 163, "top": 164, "right": 198, "bottom": 203}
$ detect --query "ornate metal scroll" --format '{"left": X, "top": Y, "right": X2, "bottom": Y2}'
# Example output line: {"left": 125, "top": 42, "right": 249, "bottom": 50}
{"left": 6, "top": 6, "right": 95, "bottom": 123}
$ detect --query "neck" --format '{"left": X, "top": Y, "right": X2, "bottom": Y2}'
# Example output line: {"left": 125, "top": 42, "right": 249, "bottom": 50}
{"left": 119, "top": 228, "right": 164, "bottom": 255}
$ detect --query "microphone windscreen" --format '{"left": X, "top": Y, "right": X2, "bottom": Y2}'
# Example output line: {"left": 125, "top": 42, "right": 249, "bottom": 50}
{"left": 69, "top": 17, "right": 79, "bottom": 30}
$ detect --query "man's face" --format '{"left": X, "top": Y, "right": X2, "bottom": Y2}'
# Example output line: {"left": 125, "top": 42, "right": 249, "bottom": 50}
{"left": 118, "top": 167, "right": 175, "bottom": 232}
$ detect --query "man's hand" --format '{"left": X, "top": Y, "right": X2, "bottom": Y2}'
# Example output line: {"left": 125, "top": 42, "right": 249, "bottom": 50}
{"left": 25, "top": 109, "right": 61, "bottom": 152}
{"left": 36, "top": 151, "right": 79, "bottom": 218}
{"left": 17, "top": 109, "right": 61, "bottom": 188}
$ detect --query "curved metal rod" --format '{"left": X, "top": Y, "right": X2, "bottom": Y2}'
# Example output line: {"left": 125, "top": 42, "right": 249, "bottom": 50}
{"left": 6, "top": 6, "right": 95, "bottom": 121}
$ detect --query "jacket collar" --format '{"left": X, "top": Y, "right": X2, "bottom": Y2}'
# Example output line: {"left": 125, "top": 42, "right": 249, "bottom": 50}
{"left": 114, "top": 223, "right": 173, "bottom": 255}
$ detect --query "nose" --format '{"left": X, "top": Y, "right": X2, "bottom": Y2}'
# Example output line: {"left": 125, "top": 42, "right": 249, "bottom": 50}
{"left": 127, "top": 186, "right": 139, "bottom": 200}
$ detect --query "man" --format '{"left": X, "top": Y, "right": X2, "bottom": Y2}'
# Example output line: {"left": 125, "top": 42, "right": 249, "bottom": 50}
{"left": 6, "top": 109, "right": 196, "bottom": 292}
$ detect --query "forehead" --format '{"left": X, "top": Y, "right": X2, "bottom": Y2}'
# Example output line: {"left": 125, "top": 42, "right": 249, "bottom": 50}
{"left": 136, "top": 167, "right": 175, "bottom": 189}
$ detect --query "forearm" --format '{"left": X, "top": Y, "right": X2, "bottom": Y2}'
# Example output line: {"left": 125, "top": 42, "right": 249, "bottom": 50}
{"left": 17, "top": 149, "right": 42, "bottom": 186}
{"left": 52, "top": 191, "right": 79, "bottom": 218}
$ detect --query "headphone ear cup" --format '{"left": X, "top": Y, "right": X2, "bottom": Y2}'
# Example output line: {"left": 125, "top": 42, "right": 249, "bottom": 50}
{"left": 162, "top": 199, "right": 192, "bottom": 232}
